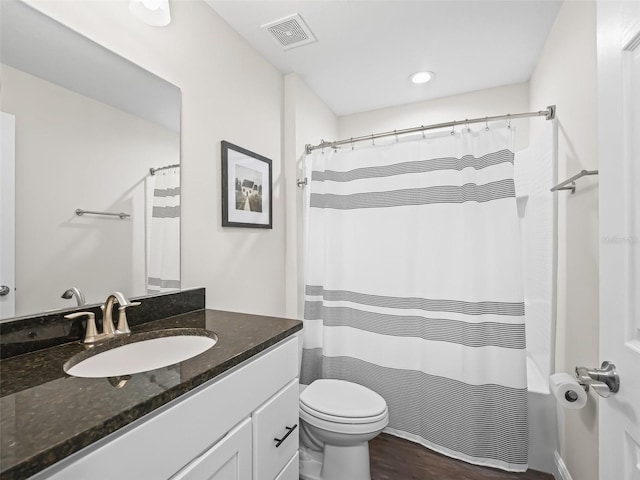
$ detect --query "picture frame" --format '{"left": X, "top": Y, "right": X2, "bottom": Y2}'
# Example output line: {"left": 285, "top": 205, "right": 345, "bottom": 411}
{"left": 221, "top": 141, "right": 273, "bottom": 229}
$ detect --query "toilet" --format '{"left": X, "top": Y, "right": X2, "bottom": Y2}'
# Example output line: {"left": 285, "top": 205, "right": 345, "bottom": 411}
{"left": 298, "top": 379, "right": 389, "bottom": 480}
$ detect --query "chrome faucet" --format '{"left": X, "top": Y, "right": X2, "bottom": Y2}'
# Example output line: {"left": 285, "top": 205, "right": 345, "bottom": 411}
{"left": 65, "top": 292, "right": 140, "bottom": 345}
{"left": 61, "top": 287, "right": 86, "bottom": 306}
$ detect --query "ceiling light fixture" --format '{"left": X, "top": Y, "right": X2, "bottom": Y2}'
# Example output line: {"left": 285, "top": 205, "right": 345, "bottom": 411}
{"left": 129, "top": 0, "right": 171, "bottom": 27}
{"left": 410, "top": 71, "right": 434, "bottom": 84}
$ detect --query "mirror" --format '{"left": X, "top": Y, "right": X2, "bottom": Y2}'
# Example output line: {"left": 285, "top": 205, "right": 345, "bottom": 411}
{"left": 0, "top": 1, "right": 181, "bottom": 320}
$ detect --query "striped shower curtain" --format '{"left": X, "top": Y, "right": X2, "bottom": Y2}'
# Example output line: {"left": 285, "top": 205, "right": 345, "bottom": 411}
{"left": 146, "top": 167, "right": 181, "bottom": 294}
{"left": 301, "top": 126, "right": 528, "bottom": 471}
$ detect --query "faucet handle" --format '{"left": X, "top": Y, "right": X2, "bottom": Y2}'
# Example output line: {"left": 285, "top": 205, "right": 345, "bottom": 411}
{"left": 65, "top": 312, "right": 98, "bottom": 344}
{"left": 116, "top": 301, "right": 140, "bottom": 335}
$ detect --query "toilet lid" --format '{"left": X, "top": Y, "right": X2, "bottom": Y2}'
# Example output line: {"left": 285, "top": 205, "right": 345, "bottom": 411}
{"left": 300, "top": 379, "right": 387, "bottom": 421}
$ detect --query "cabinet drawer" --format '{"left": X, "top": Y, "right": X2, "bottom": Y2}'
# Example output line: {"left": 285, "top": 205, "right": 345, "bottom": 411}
{"left": 252, "top": 379, "right": 299, "bottom": 480}
{"left": 274, "top": 451, "right": 299, "bottom": 480}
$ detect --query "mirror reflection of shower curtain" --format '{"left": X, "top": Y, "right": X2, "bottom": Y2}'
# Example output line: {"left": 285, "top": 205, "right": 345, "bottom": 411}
{"left": 146, "top": 168, "right": 180, "bottom": 294}
{"left": 301, "top": 127, "right": 528, "bottom": 472}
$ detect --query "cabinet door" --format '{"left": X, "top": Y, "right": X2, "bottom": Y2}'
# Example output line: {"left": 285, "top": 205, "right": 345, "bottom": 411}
{"left": 252, "top": 379, "right": 299, "bottom": 480}
{"left": 172, "top": 418, "right": 252, "bottom": 480}
{"left": 274, "top": 452, "right": 299, "bottom": 480}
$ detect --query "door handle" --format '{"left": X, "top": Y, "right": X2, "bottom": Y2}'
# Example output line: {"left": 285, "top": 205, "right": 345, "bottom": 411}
{"left": 575, "top": 361, "right": 620, "bottom": 398}
{"left": 0, "top": 285, "right": 10, "bottom": 296}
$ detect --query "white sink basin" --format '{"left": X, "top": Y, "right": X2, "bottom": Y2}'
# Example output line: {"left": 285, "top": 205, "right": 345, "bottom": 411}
{"left": 64, "top": 329, "right": 218, "bottom": 378}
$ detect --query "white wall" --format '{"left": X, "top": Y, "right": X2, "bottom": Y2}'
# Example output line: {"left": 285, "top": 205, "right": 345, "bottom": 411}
{"left": 339, "top": 82, "right": 531, "bottom": 152}
{"left": 283, "top": 73, "right": 338, "bottom": 319}
{"left": 1, "top": 65, "right": 178, "bottom": 315}
{"left": 24, "top": 0, "right": 287, "bottom": 317}
{"left": 529, "top": 2, "right": 599, "bottom": 480}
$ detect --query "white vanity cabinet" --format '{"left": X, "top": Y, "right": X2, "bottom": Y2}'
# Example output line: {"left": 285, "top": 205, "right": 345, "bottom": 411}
{"left": 31, "top": 337, "right": 299, "bottom": 480}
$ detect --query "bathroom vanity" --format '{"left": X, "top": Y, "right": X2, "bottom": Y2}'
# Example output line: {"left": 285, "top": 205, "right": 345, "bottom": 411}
{"left": 0, "top": 298, "right": 302, "bottom": 480}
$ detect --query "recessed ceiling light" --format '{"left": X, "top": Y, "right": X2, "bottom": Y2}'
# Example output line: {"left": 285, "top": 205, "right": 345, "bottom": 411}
{"left": 410, "top": 71, "right": 435, "bottom": 84}
{"left": 129, "top": 0, "right": 171, "bottom": 26}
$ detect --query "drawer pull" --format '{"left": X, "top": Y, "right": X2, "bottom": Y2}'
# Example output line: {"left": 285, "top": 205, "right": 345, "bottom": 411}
{"left": 274, "top": 424, "right": 297, "bottom": 448}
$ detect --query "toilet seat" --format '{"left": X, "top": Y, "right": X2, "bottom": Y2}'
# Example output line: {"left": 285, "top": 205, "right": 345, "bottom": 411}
{"left": 300, "top": 379, "right": 388, "bottom": 425}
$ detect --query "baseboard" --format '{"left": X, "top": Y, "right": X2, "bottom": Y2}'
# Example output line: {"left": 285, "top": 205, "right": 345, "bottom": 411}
{"left": 554, "top": 451, "right": 573, "bottom": 480}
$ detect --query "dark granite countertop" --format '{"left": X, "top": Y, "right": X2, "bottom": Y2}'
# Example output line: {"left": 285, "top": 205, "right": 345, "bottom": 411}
{"left": 0, "top": 309, "right": 302, "bottom": 480}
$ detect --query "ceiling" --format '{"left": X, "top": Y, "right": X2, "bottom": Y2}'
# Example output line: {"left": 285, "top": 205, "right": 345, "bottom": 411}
{"left": 0, "top": 0, "right": 181, "bottom": 132}
{"left": 205, "top": 0, "right": 563, "bottom": 117}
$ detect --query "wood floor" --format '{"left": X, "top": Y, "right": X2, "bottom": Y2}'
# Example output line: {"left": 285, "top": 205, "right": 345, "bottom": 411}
{"left": 369, "top": 434, "right": 554, "bottom": 480}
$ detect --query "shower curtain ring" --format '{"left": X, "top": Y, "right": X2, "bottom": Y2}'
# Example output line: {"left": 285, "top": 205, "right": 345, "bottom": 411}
{"left": 451, "top": 122, "right": 456, "bottom": 136}
{"left": 350, "top": 138, "right": 354, "bottom": 150}
{"left": 371, "top": 134, "right": 375, "bottom": 146}
{"left": 465, "top": 119, "right": 471, "bottom": 133}
{"left": 506, "top": 115, "right": 511, "bottom": 129}
{"left": 421, "top": 126, "right": 426, "bottom": 139}
{"left": 485, "top": 117, "right": 489, "bottom": 131}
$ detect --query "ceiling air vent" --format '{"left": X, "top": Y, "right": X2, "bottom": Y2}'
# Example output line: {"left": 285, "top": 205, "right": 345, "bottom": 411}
{"left": 261, "top": 14, "right": 316, "bottom": 51}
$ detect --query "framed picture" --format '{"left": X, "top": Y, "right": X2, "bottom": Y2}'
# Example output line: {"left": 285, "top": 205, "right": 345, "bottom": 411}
{"left": 221, "top": 141, "right": 272, "bottom": 229}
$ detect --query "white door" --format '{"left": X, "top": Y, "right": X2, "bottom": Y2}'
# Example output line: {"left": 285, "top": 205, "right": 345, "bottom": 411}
{"left": 597, "top": 2, "right": 640, "bottom": 480}
{"left": 0, "top": 112, "right": 16, "bottom": 319}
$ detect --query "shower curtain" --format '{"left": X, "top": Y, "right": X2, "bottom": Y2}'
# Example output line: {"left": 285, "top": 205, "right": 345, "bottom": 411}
{"left": 146, "top": 168, "right": 181, "bottom": 294}
{"left": 301, "top": 126, "right": 528, "bottom": 471}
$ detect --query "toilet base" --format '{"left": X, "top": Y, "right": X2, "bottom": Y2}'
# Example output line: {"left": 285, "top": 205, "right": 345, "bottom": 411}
{"left": 299, "top": 443, "right": 372, "bottom": 480}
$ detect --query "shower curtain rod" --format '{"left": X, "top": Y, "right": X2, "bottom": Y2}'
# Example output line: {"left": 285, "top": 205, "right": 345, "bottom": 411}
{"left": 304, "top": 105, "right": 556, "bottom": 154}
{"left": 149, "top": 163, "right": 180, "bottom": 175}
